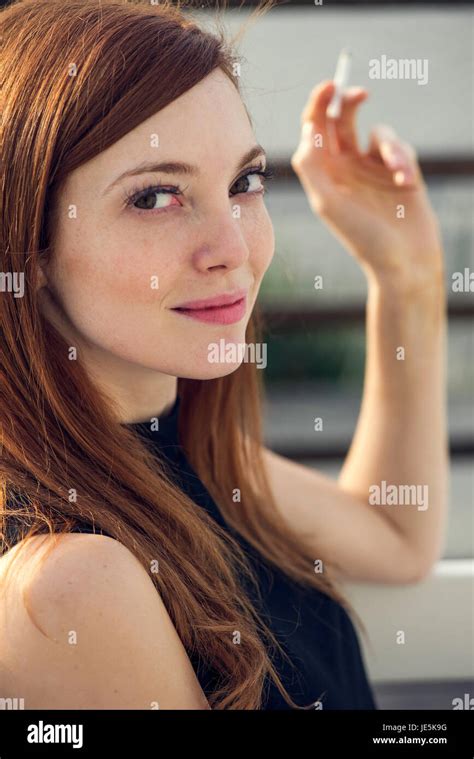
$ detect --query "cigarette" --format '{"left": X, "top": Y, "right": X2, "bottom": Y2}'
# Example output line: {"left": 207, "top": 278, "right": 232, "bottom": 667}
{"left": 326, "top": 48, "right": 352, "bottom": 119}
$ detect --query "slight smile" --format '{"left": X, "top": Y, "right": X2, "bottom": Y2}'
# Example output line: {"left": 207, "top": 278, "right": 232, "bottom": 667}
{"left": 171, "top": 289, "right": 248, "bottom": 325}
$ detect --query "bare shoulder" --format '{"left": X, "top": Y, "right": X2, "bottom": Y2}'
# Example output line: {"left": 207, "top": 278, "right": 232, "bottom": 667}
{"left": 0, "top": 533, "right": 210, "bottom": 709}
{"left": 17, "top": 532, "right": 155, "bottom": 624}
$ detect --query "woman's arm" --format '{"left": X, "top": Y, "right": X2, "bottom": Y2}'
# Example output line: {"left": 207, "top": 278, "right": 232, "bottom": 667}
{"left": 337, "top": 267, "right": 448, "bottom": 578}
{"left": 260, "top": 80, "right": 448, "bottom": 584}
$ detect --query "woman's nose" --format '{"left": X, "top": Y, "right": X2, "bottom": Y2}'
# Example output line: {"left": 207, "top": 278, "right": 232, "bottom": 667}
{"left": 191, "top": 207, "right": 250, "bottom": 272}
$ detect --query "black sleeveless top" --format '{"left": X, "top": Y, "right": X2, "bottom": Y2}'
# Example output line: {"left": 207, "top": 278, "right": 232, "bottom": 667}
{"left": 75, "top": 395, "right": 376, "bottom": 710}
{"left": 5, "top": 396, "right": 377, "bottom": 710}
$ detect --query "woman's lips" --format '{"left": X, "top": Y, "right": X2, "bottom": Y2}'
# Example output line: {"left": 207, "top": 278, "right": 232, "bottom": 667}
{"left": 172, "top": 295, "right": 247, "bottom": 325}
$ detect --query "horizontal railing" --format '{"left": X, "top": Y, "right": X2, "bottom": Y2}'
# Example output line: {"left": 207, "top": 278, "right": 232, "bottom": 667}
{"left": 260, "top": 302, "right": 474, "bottom": 326}
{"left": 270, "top": 156, "right": 474, "bottom": 181}
{"left": 268, "top": 439, "right": 474, "bottom": 461}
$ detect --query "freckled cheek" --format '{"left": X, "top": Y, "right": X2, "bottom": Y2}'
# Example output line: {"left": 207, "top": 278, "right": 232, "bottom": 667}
{"left": 111, "top": 243, "right": 186, "bottom": 308}
{"left": 101, "top": 255, "right": 165, "bottom": 306}
{"left": 59, "top": 237, "right": 176, "bottom": 309}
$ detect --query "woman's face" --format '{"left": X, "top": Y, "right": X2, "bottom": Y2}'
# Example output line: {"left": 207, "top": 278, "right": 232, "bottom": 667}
{"left": 40, "top": 68, "right": 274, "bottom": 409}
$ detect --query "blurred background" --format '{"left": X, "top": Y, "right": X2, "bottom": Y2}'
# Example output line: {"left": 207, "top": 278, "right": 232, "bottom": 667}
{"left": 192, "top": 0, "right": 473, "bottom": 709}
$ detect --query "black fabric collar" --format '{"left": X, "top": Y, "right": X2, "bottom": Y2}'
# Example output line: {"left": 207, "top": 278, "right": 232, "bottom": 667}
{"left": 125, "top": 395, "right": 181, "bottom": 444}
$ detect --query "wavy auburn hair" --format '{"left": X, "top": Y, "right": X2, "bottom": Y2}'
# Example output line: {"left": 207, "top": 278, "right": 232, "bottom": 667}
{"left": 1, "top": 0, "right": 361, "bottom": 709}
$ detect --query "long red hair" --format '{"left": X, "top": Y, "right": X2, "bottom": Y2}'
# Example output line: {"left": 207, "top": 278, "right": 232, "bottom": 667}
{"left": 1, "top": 0, "right": 359, "bottom": 709}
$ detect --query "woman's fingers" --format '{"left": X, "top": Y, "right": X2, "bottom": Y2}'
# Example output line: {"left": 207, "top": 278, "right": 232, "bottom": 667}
{"left": 300, "top": 80, "right": 368, "bottom": 155}
{"left": 300, "top": 79, "right": 335, "bottom": 150}
{"left": 300, "top": 79, "right": 335, "bottom": 126}
{"left": 367, "top": 124, "right": 420, "bottom": 186}
{"left": 296, "top": 81, "right": 421, "bottom": 196}
{"left": 332, "top": 87, "right": 369, "bottom": 153}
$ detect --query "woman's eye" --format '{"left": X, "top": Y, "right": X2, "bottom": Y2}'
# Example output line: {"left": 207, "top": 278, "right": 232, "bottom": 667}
{"left": 132, "top": 188, "right": 181, "bottom": 211}
{"left": 230, "top": 171, "right": 266, "bottom": 196}
{"left": 126, "top": 167, "right": 273, "bottom": 214}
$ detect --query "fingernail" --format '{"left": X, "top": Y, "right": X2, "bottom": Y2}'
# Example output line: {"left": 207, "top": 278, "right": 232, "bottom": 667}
{"left": 345, "top": 86, "right": 367, "bottom": 98}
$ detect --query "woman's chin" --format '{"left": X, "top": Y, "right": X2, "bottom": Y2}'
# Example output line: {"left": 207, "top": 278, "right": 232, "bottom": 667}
{"left": 178, "top": 359, "right": 245, "bottom": 381}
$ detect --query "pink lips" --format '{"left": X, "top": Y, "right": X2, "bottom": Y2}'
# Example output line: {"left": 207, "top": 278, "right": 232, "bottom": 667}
{"left": 171, "top": 289, "right": 247, "bottom": 325}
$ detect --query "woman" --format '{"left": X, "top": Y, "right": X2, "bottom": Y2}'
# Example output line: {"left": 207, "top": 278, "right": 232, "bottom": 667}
{"left": 0, "top": 0, "right": 448, "bottom": 710}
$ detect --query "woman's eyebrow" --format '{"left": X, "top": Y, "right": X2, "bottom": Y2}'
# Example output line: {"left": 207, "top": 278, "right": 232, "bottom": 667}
{"left": 102, "top": 144, "right": 266, "bottom": 197}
